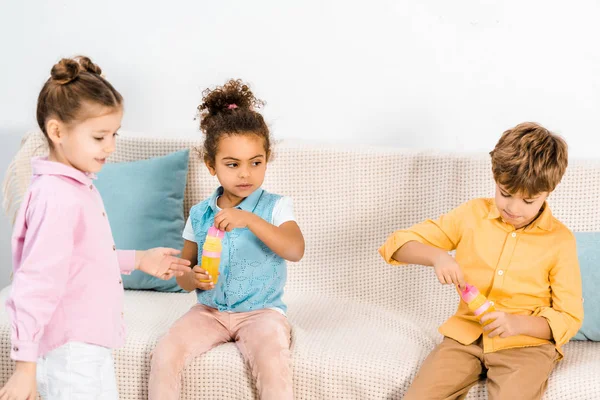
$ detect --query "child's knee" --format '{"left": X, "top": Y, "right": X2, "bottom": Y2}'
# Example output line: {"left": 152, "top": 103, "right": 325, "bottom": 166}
{"left": 251, "top": 332, "right": 292, "bottom": 372}
{"left": 259, "top": 314, "right": 291, "bottom": 342}
{"left": 151, "top": 336, "right": 188, "bottom": 368}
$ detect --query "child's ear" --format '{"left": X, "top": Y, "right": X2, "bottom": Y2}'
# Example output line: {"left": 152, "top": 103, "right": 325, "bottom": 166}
{"left": 204, "top": 159, "right": 216, "bottom": 176}
{"left": 46, "top": 119, "right": 64, "bottom": 146}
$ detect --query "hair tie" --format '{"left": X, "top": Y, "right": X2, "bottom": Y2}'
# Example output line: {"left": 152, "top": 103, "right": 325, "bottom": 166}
{"left": 227, "top": 104, "right": 238, "bottom": 110}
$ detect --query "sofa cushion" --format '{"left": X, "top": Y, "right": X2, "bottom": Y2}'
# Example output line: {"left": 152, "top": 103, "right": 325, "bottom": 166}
{"left": 572, "top": 232, "right": 600, "bottom": 341}
{"left": 0, "top": 286, "right": 595, "bottom": 399}
{"left": 95, "top": 150, "right": 190, "bottom": 292}
{"left": 113, "top": 291, "right": 600, "bottom": 399}
{"left": 112, "top": 290, "right": 432, "bottom": 399}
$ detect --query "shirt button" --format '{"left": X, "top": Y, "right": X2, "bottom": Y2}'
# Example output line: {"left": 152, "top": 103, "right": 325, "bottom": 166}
{"left": 112, "top": 245, "right": 116, "bottom": 251}
{"left": 12, "top": 346, "right": 18, "bottom": 352}
{"left": 119, "top": 279, "right": 122, "bottom": 284}
{"left": 498, "top": 270, "right": 504, "bottom": 276}
{"left": 102, "top": 212, "right": 106, "bottom": 217}
{"left": 89, "top": 185, "right": 93, "bottom": 190}
{"left": 511, "top": 232, "right": 517, "bottom": 238}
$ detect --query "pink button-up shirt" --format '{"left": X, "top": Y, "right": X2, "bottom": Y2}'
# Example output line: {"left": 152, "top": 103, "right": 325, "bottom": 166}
{"left": 6, "top": 158, "right": 136, "bottom": 362}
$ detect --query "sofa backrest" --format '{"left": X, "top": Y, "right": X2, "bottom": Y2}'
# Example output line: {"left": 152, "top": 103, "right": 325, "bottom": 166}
{"left": 4, "top": 131, "right": 600, "bottom": 326}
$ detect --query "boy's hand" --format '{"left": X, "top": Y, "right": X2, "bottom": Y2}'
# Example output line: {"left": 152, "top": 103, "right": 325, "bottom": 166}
{"left": 190, "top": 265, "right": 215, "bottom": 290}
{"left": 214, "top": 209, "right": 255, "bottom": 232}
{"left": 136, "top": 248, "right": 191, "bottom": 279}
{"left": 482, "top": 312, "right": 522, "bottom": 338}
{"left": 0, "top": 361, "right": 37, "bottom": 400}
{"left": 432, "top": 252, "right": 466, "bottom": 290}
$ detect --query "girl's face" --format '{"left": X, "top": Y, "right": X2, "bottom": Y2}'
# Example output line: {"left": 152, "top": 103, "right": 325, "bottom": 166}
{"left": 47, "top": 105, "right": 123, "bottom": 174}
{"left": 206, "top": 134, "right": 268, "bottom": 203}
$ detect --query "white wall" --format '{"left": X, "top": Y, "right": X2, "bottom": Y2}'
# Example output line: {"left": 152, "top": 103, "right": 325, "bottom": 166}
{"left": 1, "top": 0, "right": 600, "bottom": 287}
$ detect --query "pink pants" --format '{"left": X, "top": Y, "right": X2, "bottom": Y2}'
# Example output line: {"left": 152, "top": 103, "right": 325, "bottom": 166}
{"left": 148, "top": 304, "right": 293, "bottom": 400}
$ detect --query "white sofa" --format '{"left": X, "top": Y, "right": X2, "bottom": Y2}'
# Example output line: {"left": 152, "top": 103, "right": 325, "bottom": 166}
{"left": 1, "top": 131, "right": 599, "bottom": 399}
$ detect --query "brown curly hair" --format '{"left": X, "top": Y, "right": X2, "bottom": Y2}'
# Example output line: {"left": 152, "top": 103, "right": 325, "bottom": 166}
{"left": 36, "top": 56, "right": 123, "bottom": 146}
{"left": 490, "top": 122, "right": 568, "bottom": 197}
{"left": 198, "top": 79, "right": 270, "bottom": 166}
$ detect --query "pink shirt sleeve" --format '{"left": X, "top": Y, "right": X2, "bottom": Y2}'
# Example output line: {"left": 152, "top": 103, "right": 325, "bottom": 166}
{"left": 6, "top": 192, "right": 76, "bottom": 362}
{"left": 117, "top": 250, "right": 136, "bottom": 275}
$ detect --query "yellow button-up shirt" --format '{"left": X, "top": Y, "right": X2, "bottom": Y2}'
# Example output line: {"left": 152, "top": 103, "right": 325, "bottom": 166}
{"left": 379, "top": 198, "right": 583, "bottom": 357}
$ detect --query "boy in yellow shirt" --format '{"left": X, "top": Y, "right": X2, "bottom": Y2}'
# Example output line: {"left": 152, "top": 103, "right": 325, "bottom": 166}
{"left": 379, "top": 122, "right": 583, "bottom": 400}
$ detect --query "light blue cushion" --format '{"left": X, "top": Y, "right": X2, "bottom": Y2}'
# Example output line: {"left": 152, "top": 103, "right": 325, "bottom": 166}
{"left": 95, "top": 150, "right": 189, "bottom": 292}
{"left": 572, "top": 232, "right": 600, "bottom": 341}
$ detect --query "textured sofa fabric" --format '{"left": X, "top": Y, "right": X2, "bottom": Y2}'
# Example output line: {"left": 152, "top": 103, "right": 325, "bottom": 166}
{"left": 1, "top": 131, "right": 599, "bottom": 399}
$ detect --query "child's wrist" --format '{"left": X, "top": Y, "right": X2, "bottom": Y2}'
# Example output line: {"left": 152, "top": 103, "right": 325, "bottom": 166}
{"left": 181, "top": 270, "right": 196, "bottom": 290}
{"left": 245, "top": 212, "right": 260, "bottom": 230}
{"left": 513, "top": 315, "right": 528, "bottom": 336}
{"left": 15, "top": 361, "right": 36, "bottom": 373}
{"left": 134, "top": 250, "right": 145, "bottom": 270}
{"left": 431, "top": 250, "right": 451, "bottom": 267}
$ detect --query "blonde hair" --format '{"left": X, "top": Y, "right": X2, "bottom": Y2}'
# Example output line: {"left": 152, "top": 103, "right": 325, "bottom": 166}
{"left": 490, "top": 122, "right": 568, "bottom": 197}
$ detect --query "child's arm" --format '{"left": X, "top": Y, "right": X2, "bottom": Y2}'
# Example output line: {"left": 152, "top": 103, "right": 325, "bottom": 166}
{"left": 114, "top": 248, "right": 191, "bottom": 279}
{"left": 213, "top": 209, "right": 305, "bottom": 262}
{"left": 392, "top": 240, "right": 451, "bottom": 266}
{"left": 529, "top": 235, "right": 583, "bottom": 344}
{"left": 392, "top": 241, "right": 466, "bottom": 289}
{"left": 2, "top": 194, "right": 76, "bottom": 396}
{"left": 482, "top": 313, "right": 552, "bottom": 339}
{"left": 7, "top": 196, "right": 75, "bottom": 363}
{"left": 379, "top": 201, "right": 472, "bottom": 288}
{"left": 180, "top": 239, "right": 198, "bottom": 267}
{"left": 515, "top": 316, "right": 552, "bottom": 339}
{"left": 248, "top": 219, "right": 304, "bottom": 262}
{"left": 133, "top": 248, "right": 190, "bottom": 279}
{"left": 482, "top": 236, "right": 583, "bottom": 343}
{"left": 379, "top": 201, "right": 470, "bottom": 265}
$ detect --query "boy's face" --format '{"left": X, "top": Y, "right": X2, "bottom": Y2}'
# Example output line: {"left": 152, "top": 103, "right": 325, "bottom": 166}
{"left": 494, "top": 184, "right": 548, "bottom": 229}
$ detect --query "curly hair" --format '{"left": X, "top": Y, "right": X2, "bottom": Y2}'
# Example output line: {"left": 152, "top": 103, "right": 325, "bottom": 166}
{"left": 198, "top": 79, "right": 270, "bottom": 166}
{"left": 490, "top": 122, "right": 568, "bottom": 197}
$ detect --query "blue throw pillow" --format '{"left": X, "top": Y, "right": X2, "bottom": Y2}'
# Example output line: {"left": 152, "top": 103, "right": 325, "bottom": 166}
{"left": 95, "top": 150, "right": 189, "bottom": 292}
{"left": 572, "top": 232, "right": 600, "bottom": 341}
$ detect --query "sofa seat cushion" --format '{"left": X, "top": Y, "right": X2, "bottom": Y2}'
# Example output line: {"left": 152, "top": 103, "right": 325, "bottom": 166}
{"left": 105, "top": 290, "right": 432, "bottom": 399}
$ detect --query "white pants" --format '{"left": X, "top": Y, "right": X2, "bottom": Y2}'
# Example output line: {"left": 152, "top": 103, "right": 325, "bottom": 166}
{"left": 36, "top": 342, "right": 119, "bottom": 400}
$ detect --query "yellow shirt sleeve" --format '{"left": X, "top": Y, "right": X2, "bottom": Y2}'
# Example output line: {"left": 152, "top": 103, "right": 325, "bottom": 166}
{"left": 533, "top": 233, "right": 583, "bottom": 348}
{"left": 379, "top": 200, "right": 471, "bottom": 265}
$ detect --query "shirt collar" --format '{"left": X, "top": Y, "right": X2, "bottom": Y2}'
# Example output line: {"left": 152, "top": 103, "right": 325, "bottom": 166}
{"left": 31, "top": 157, "right": 96, "bottom": 186}
{"left": 207, "top": 186, "right": 264, "bottom": 214}
{"left": 487, "top": 200, "right": 553, "bottom": 231}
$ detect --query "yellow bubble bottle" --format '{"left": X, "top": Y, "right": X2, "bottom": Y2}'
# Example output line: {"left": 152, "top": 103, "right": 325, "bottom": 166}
{"left": 460, "top": 284, "right": 496, "bottom": 327}
{"left": 201, "top": 227, "right": 225, "bottom": 286}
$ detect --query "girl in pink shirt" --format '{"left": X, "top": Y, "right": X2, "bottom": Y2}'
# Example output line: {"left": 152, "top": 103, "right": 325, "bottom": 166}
{"left": 0, "top": 56, "right": 191, "bottom": 400}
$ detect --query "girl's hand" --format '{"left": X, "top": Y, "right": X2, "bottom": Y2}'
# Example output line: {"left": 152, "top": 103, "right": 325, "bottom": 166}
{"left": 214, "top": 209, "right": 255, "bottom": 232}
{"left": 0, "top": 361, "right": 37, "bottom": 400}
{"left": 190, "top": 265, "right": 215, "bottom": 290}
{"left": 481, "top": 312, "right": 523, "bottom": 338}
{"left": 136, "top": 248, "right": 191, "bottom": 279}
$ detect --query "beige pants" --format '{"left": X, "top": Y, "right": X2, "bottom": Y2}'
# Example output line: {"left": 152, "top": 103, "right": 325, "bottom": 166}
{"left": 404, "top": 336, "right": 558, "bottom": 400}
{"left": 148, "top": 304, "right": 293, "bottom": 400}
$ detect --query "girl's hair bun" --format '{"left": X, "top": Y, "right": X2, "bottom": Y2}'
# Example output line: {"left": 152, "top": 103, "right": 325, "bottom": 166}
{"left": 50, "top": 56, "right": 103, "bottom": 85}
